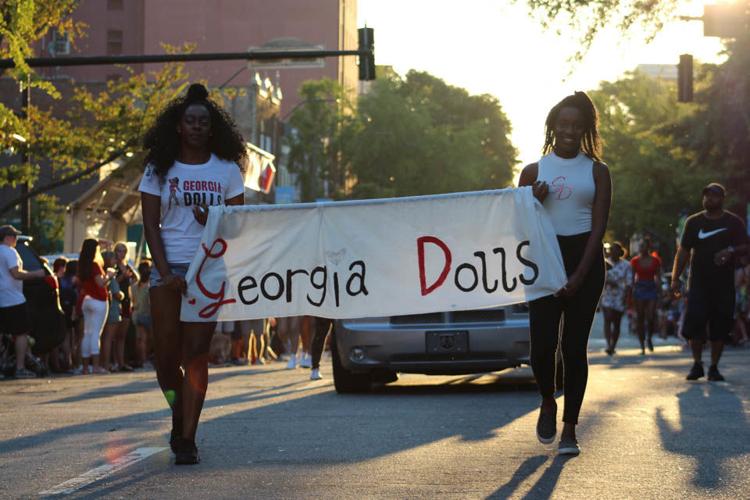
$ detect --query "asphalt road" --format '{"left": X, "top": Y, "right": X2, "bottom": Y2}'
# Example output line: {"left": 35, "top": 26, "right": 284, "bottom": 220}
{"left": 1, "top": 321, "right": 749, "bottom": 499}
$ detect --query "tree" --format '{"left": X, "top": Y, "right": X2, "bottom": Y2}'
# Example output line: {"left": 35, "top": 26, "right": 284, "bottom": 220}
{"left": 0, "top": 0, "right": 83, "bottom": 152}
{"left": 589, "top": 70, "right": 711, "bottom": 248}
{"left": 667, "top": 33, "right": 750, "bottom": 217}
{"left": 0, "top": 56, "right": 193, "bottom": 217}
{"left": 284, "top": 78, "right": 356, "bottom": 201}
{"left": 347, "top": 70, "right": 517, "bottom": 198}
{"left": 522, "top": 0, "right": 682, "bottom": 59}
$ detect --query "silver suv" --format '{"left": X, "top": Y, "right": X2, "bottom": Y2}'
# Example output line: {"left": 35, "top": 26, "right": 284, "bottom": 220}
{"left": 331, "top": 304, "right": 530, "bottom": 393}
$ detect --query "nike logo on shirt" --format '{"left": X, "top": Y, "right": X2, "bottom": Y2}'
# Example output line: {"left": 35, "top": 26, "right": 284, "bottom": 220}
{"left": 698, "top": 228, "right": 727, "bottom": 239}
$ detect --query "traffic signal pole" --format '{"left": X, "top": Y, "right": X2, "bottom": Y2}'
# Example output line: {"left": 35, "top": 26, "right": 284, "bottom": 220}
{"left": 0, "top": 38, "right": 376, "bottom": 81}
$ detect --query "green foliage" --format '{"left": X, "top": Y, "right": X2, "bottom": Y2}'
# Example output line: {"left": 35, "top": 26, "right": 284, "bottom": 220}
{"left": 0, "top": 60, "right": 192, "bottom": 214}
{"left": 522, "top": 0, "right": 679, "bottom": 59}
{"left": 589, "top": 70, "right": 711, "bottom": 248}
{"left": 29, "top": 194, "right": 64, "bottom": 254}
{"left": 347, "top": 70, "right": 517, "bottom": 199}
{"left": 669, "top": 34, "right": 750, "bottom": 216}
{"left": 285, "top": 79, "right": 356, "bottom": 201}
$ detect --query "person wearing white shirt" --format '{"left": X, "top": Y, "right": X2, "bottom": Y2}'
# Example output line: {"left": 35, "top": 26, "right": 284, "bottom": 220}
{"left": 139, "top": 83, "right": 246, "bottom": 465}
{"left": 0, "top": 225, "right": 45, "bottom": 378}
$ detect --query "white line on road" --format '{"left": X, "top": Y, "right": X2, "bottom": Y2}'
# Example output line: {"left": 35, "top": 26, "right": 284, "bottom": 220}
{"left": 39, "top": 447, "right": 168, "bottom": 497}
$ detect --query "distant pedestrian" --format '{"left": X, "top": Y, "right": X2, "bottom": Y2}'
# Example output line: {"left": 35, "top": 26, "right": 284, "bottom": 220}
{"left": 600, "top": 242, "right": 632, "bottom": 355}
{"left": 140, "top": 83, "right": 247, "bottom": 465}
{"left": 309, "top": 317, "right": 333, "bottom": 380}
{"left": 518, "top": 91, "right": 610, "bottom": 456}
{"left": 99, "top": 250, "right": 123, "bottom": 372}
{"left": 131, "top": 260, "right": 152, "bottom": 368}
{"left": 113, "top": 242, "right": 137, "bottom": 372}
{"left": 630, "top": 237, "right": 661, "bottom": 354}
{"left": 59, "top": 259, "right": 81, "bottom": 372}
{"left": 77, "top": 239, "right": 112, "bottom": 375}
{"left": 0, "top": 225, "right": 46, "bottom": 378}
{"left": 671, "top": 183, "right": 748, "bottom": 381}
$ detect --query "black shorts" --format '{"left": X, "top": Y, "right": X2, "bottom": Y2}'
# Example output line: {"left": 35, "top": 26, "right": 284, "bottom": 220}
{"left": 683, "top": 284, "right": 734, "bottom": 342}
{"left": 0, "top": 302, "right": 31, "bottom": 337}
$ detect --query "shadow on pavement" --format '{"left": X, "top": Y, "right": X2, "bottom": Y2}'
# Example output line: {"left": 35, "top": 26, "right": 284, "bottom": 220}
{"left": 487, "top": 454, "right": 574, "bottom": 499}
{"left": 42, "top": 367, "right": 287, "bottom": 405}
{"left": 656, "top": 383, "right": 750, "bottom": 490}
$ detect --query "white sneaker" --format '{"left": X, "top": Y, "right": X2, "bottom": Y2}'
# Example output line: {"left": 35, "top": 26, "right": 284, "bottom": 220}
{"left": 299, "top": 352, "right": 312, "bottom": 368}
{"left": 286, "top": 356, "right": 297, "bottom": 369}
{"left": 310, "top": 368, "right": 323, "bottom": 380}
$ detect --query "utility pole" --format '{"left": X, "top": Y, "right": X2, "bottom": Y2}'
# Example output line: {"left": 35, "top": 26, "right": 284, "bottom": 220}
{"left": 19, "top": 79, "right": 31, "bottom": 234}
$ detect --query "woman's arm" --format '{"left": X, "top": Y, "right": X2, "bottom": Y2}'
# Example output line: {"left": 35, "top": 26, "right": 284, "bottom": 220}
{"left": 517, "top": 163, "right": 549, "bottom": 203}
{"left": 559, "top": 162, "right": 611, "bottom": 296}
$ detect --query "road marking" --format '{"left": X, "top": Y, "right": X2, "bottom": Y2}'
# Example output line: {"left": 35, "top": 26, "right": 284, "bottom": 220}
{"left": 39, "top": 447, "right": 167, "bottom": 497}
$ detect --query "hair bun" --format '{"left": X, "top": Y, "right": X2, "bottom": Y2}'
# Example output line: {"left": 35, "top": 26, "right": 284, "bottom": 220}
{"left": 186, "top": 83, "right": 209, "bottom": 101}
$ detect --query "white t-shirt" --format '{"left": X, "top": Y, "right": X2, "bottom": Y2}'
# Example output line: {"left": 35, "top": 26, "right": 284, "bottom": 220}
{"left": 0, "top": 244, "right": 26, "bottom": 307}
{"left": 138, "top": 154, "right": 245, "bottom": 264}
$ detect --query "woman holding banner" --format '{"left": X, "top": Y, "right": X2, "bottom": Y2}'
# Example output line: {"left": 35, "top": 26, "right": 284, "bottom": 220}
{"left": 518, "top": 91, "right": 610, "bottom": 456}
{"left": 139, "top": 83, "right": 247, "bottom": 465}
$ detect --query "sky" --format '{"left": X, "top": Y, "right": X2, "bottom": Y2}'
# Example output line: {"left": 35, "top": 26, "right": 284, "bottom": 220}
{"left": 357, "top": 0, "right": 727, "bottom": 173}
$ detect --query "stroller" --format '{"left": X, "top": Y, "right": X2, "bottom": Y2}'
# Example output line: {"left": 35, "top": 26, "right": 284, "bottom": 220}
{"left": 0, "top": 333, "right": 49, "bottom": 379}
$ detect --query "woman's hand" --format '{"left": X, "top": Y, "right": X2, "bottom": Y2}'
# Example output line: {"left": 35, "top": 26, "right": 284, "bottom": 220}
{"left": 531, "top": 180, "right": 549, "bottom": 203}
{"left": 556, "top": 271, "right": 584, "bottom": 297}
{"left": 162, "top": 273, "right": 187, "bottom": 295}
{"left": 193, "top": 204, "right": 209, "bottom": 226}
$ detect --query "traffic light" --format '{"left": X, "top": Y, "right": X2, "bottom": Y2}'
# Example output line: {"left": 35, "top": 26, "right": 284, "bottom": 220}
{"left": 358, "top": 27, "right": 375, "bottom": 81}
{"left": 678, "top": 54, "right": 693, "bottom": 103}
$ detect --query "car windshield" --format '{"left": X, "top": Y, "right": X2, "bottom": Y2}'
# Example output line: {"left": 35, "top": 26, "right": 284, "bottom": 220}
{"left": 16, "top": 242, "right": 43, "bottom": 271}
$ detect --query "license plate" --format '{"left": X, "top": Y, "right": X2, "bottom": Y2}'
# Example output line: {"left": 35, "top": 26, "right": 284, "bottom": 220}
{"left": 426, "top": 331, "right": 469, "bottom": 355}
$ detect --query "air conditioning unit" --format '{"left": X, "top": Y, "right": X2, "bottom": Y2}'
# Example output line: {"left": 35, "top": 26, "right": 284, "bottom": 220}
{"left": 49, "top": 32, "right": 70, "bottom": 56}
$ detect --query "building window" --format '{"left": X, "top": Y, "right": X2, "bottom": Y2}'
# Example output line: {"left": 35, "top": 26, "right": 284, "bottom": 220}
{"left": 107, "top": 30, "right": 123, "bottom": 55}
{"left": 107, "top": 0, "right": 123, "bottom": 10}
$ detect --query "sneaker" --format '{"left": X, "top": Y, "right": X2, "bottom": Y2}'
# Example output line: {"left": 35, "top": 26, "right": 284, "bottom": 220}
{"left": 707, "top": 365, "right": 725, "bottom": 382}
{"left": 558, "top": 437, "right": 581, "bottom": 456}
{"left": 286, "top": 356, "right": 297, "bottom": 369}
{"left": 536, "top": 406, "right": 557, "bottom": 445}
{"left": 310, "top": 368, "right": 323, "bottom": 380}
{"left": 14, "top": 368, "right": 36, "bottom": 379}
{"left": 173, "top": 438, "right": 200, "bottom": 465}
{"left": 299, "top": 353, "right": 312, "bottom": 368}
{"left": 72, "top": 365, "right": 83, "bottom": 375}
{"left": 686, "top": 362, "right": 704, "bottom": 381}
{"left": 647, "top": 338, "right": 654, "bottom": 352}
{"left": 119, "top": 364, "right": 134, "bottom": 372}
{"left": 93, "top": 366, "right": 110, "bottom": 375}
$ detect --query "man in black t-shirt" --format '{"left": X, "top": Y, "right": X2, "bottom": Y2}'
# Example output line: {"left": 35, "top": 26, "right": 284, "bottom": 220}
{"left": 671, "top": 183, "right": 749, "bottom": 381}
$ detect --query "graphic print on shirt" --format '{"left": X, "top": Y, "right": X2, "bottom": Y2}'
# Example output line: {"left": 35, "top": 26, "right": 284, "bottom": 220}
{"left": 168, "top": 177, "right": 181, "bottom": 209}
{"left": 551, "top": 176, "right": 573, "bottom": 200}
{"left": 698, "top": 228, "right": 727, "bottom": 240}
{"left": 181, "top": 179, "right": 224, "bottom": 208}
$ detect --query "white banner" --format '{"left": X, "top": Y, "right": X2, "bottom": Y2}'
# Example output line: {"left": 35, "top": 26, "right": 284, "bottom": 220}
{"left": 179, "top": 188, "right": 567, "bottom": 322}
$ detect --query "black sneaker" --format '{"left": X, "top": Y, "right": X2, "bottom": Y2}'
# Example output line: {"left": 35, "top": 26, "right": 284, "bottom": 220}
{"left": 707, "top": 365, "right": 725, "bottom": 382}
{"left": 174, "top": 438, "right": 200, "bottom": 465}
{"left": 686, "top": 362, "right": 704, "bottom": 381}
{"left": 647, "top": 338, "right": 654, "bottom": 352}
{"left": 558, "top": 437, "right": 580, "bottom": 456}
{"left": 536, "top": 407, "right": 557, "bottom": 445}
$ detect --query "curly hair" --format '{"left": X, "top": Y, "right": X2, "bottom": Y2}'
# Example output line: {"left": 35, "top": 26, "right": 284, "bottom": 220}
{"left": 542, "top": 91, "right": 602, "bottom": 162}
{"left": 142, "top": 83, "right": 247, "bottom": 179}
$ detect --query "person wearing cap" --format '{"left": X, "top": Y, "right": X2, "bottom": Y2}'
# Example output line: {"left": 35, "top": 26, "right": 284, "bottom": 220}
{"left": 0, "top": 225, "right": 46, "bottom": 378}
{"left": 671, "top": 183, "right": 749, "bottom": 381}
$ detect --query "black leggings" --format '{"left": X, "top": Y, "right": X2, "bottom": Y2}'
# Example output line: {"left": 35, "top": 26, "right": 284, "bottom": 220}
{"left": 311, "top": 317, "right": 334, "bottom": 370}
{"left": 529, "top": 232, "right": 605, "bottom": 424}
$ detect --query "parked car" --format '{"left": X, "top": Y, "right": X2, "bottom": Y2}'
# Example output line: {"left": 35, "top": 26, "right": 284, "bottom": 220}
{"left": 0, "top": 236, "right": 65, "bottom": 376}
{"left": 331, "top": 304, "right": 532, "bottom": 393}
